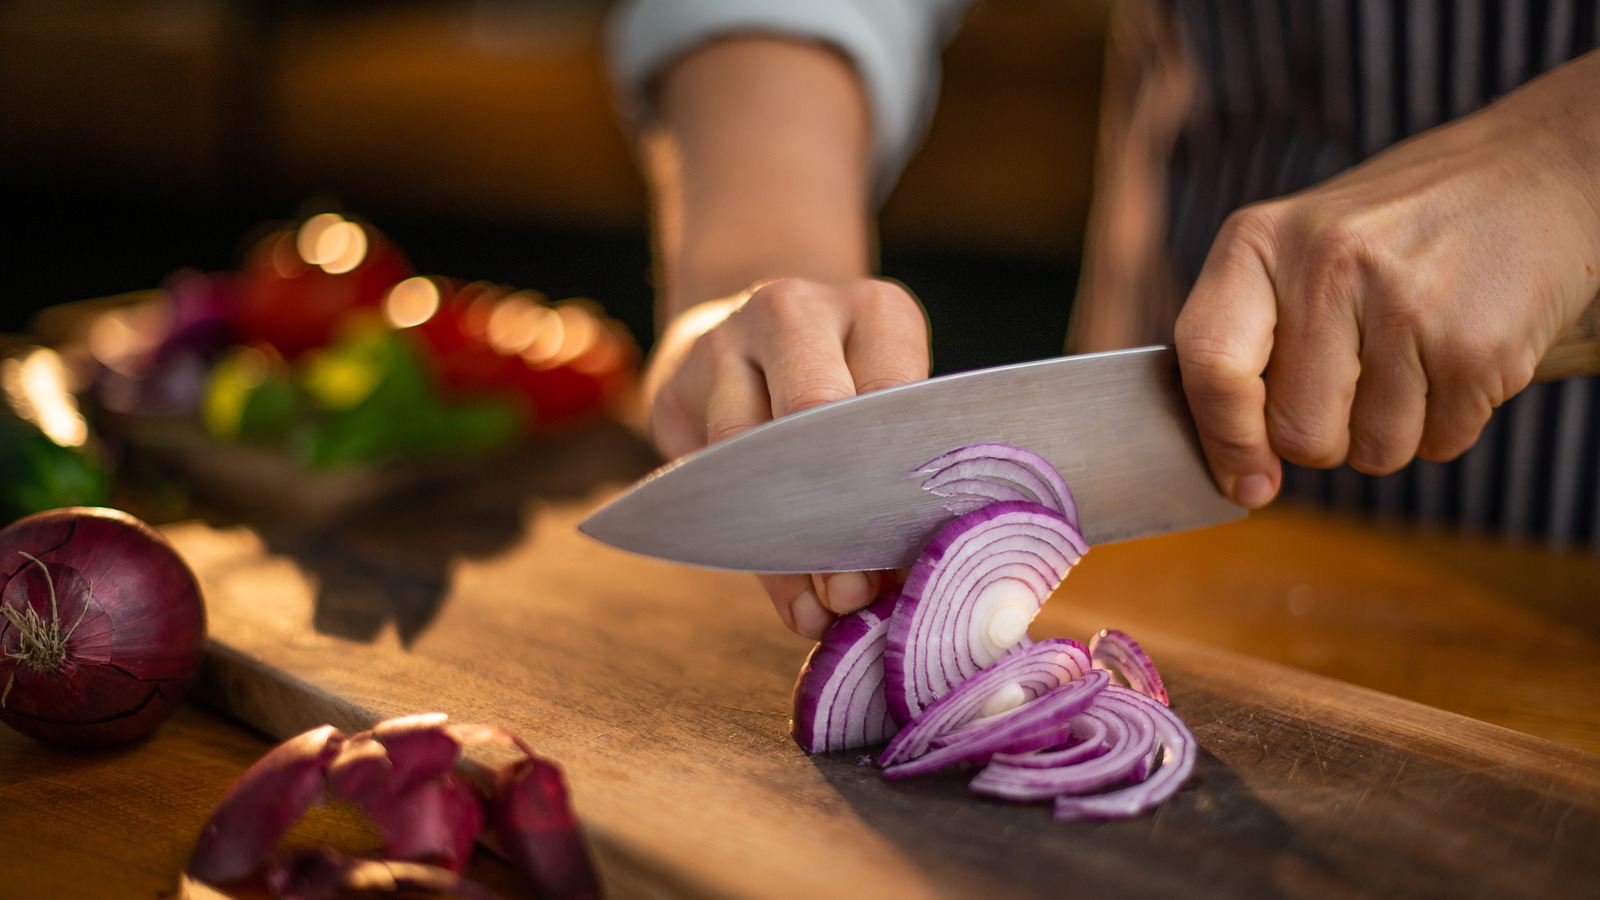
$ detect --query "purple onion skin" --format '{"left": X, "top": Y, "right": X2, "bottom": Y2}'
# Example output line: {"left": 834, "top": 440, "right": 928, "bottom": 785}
{"left": 0, "top": 507, "right": 207, "bottom": 746}
{"left": 491, "top": 755, "right": 602, "bottom": 900}
{"left": 327, "top": 718, "right": 485, "bottom": 873}
{"left": 189, "top": 724, "right": 348, "bottom": 883}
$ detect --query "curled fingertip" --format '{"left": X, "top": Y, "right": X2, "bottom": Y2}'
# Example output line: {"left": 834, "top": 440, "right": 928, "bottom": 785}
{"left": 1231, "top": 472, "right": 1278, "bottom": 509}
{"left": 820, "top": 571, "right": 872, "bottom": 614}
{"left": 790, "top": 589, "right": 834, "bottom": 640}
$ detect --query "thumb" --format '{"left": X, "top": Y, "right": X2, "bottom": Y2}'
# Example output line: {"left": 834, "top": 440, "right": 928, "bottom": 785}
{"left": 1174, "top": 235, "right": 1282, "bottom": 508}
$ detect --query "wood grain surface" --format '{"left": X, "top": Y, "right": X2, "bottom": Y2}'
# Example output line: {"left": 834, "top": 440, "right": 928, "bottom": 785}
{"left": 140, "top": 426, "right": 1600, "bottom": 900}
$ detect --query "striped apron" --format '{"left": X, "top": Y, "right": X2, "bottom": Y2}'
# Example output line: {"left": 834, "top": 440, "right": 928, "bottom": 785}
{"left": 1072, "top": 0, "right": 1600, "bottom": 544}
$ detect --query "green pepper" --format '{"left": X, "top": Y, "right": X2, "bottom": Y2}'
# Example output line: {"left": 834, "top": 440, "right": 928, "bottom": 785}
{"left": 0, "top": 413, "right": 111, "bottom": 525}
{"left": 296, "top": 330, "right": 522, "bottom": 469}
{"left": 202, "top": 347, "right": 297, "bottom": 443}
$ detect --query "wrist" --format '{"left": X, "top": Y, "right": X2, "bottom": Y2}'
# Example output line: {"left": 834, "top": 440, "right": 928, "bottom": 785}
{"left": 647, "top": 36, "right": 877, "bottom": 322}
{"left": 1492, "top": 50, "right": 1600, "bottom": 261}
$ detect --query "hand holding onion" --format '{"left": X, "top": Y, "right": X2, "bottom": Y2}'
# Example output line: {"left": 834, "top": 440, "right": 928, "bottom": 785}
{"left": 0, "top": 507, "right": 206, "bottom": 746}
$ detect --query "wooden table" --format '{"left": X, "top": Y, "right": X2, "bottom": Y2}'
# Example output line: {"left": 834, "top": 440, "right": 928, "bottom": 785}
{"left": 2, "top": 426, "right": 1598, "bottom": 898}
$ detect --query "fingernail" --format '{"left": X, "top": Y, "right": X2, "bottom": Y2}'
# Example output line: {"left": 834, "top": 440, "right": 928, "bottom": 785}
{"left": 1234, "top": 473, "right": 1275, "bottom": 508}
{"left": 822, "top": 572, "right": 871, "bottom": 613}
{"left": 790, "top": 590, "right": 832, "bottom": 639}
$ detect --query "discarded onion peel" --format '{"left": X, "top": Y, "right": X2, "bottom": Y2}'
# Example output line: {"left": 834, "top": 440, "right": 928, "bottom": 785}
{"left": 188, "top": 713, "right": 600, "bottom": 899}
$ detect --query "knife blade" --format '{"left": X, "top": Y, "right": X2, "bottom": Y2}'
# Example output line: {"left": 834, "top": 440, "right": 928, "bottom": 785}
{"left": 580, "top": 345, "right": 1242, "bottom": 573}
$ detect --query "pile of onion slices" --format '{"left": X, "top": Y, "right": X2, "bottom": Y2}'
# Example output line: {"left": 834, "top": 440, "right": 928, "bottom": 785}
{"left": 790, "top": 443, "right": 1196, "bottom": 820}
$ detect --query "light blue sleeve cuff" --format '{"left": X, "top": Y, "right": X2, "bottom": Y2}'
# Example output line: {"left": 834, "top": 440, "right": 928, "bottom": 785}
{"left": 607, "top": 0, "right": 971, "bottom": 202}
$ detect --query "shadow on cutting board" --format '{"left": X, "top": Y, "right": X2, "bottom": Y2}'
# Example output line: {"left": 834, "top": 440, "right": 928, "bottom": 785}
{"left": 806, "top": 669, "right": 1600, "bottom": 898}
{"left": 185, "top": 420, "right": 661, "bottom": 646}
{"left": 807, "top": 737, "right": 1330, "bottom": 898}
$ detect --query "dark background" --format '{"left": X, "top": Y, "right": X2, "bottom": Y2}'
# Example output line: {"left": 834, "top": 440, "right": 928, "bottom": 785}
{"left": 0, "top": 0, "right": 1110, "bottom": 374}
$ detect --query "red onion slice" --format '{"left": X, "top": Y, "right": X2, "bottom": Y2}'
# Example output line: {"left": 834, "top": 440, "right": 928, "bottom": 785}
{"left": 1052, "top": 686, "right": 1197, "bottom": 821}
{"left": 878, "top": 638, "right": 1088, "bottom": 767}
{"left": 884, "top": 501, "right": 1088, "bottom": 725}
{"left": 790, "top": 590, "right": 901, "bottom": 753}
{"left": 982, "top": 708, "right": 1122, "bottom": 769}
{"left": 882, "top": 669, "right": 1109, "bottom": 779}
{"left": 967, "top": 688, "right": 1159, "bottom": 801}
{"left": 916, "top": 443, "right": 1078, "bottom": 529}
{"left": 1089, "top": 629, "right": 1169, "bottom": 706}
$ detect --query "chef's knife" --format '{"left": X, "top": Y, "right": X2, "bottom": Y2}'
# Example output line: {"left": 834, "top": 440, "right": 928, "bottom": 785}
{"left": 581, "top": 297, "right": 1600, "bottom": 573}
{"left": 580, "top": 345, "right": 1238, "bottom": 572}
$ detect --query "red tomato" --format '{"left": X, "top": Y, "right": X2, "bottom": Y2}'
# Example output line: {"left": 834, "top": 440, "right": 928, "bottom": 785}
{"left": 232, "top": 217, "right": 412, "bottom": 358}
{"left": 401, "top": 280, "right": 524, "bottom": 397}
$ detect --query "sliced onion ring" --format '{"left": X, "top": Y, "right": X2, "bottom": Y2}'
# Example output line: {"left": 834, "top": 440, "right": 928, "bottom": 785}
{"left": 878, "top": 638, "right": 1089, "bottom": 767}
{"left": 1090, "top": 629, "right": 1169, "bottom": 706}
{"left": 882, "top": 669, "right": 1109, "bottom": 779}
{"left": 967, "top": 686, "right": 1159, "bottom": 801}
{"left": 916, "top": 443, "right": 1079, "bottom": 528}
{"left": 1052, "top": 687, "right": 1196, "bottom": 821}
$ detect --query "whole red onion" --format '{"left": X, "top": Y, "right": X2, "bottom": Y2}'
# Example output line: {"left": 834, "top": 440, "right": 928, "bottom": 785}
{"left": 0, "top": 507, "right": 206, "bottom": 745}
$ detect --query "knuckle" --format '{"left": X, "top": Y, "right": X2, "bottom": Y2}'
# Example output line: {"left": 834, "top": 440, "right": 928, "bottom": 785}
{"left": 1217, "top": 203, "right": 1279, "bottom": 252}
{"left": 705, "top": 413, "right": 765, "bottom": 446}
{"left": 745, "top": 279, "right": 813, "bottom": 325}
{"left": 776, "top": 378, "right": 854, "bottom": 416}
{"left": 1345, "top": 434, "right": 1410, "bottom": 476}
{"left": 858, "top": 279, "right": 923, "bottom": 319}
{"left": 1301, "top": 216, "right": 1377, "bottom": 308}
{"left": 1265, "top": 407, "right": 1344, "bottom": 468}
{"left": 1178, "top": 337, "right": 1259, "bottom": 400}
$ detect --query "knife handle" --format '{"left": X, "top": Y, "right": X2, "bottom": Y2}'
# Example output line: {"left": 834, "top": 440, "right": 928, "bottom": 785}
{"left": 1534, "top": 291, "right": 1600, "bottom": 382}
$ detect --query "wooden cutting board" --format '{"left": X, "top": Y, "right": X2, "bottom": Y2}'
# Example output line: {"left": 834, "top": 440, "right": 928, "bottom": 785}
{"left": 162, "top": 426, "right": 1600, "bottom": 899}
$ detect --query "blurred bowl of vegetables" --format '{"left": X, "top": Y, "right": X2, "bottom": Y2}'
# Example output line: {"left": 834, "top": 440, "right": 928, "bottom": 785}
{"left": 30, "top": 211, "right": 639, "bottom": 523}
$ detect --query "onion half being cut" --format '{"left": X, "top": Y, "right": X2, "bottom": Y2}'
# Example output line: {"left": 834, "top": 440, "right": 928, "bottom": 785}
{"left": 883, "top": 501, "right": 1088, "bottom": 725}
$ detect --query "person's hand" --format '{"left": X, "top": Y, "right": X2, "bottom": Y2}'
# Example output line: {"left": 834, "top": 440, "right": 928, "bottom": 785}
{"left": 644, "top": 276, "right": 930, "bottom": 638}
{"left": 1176, "top": 54, "right": 1600, "bottom": 508}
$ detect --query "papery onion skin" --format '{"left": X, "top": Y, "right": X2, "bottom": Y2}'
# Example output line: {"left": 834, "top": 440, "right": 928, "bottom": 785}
{"left": 790, "top": 590, "right": 901, "bottom": 753}
{"left": 0, "top": 507, "right": 207, "bottom": 746}
{"left": 189, "top": 724, "right": 348, "bottom": 883}
{"left": 327, "top": 718, "right": 484, "bottom": 873}
{"left": 491, "top": 755, "right": 602, "bottom": 900}
{"left": 192, "top": 715, "right": 601, "bottom": 898}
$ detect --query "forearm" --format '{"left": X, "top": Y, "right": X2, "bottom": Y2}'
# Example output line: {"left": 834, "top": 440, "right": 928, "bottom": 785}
{"left": 643, "top": 37, "right": 877, "bottom": 325}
